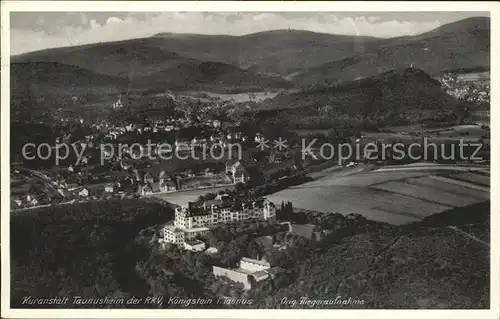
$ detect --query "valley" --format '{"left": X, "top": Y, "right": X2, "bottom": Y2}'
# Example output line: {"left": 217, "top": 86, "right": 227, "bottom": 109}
{"left": 7, "top": 12, "right": 492, "bottom": 312}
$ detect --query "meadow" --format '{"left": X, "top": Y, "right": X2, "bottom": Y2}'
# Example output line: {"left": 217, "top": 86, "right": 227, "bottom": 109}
{"left": 266, "top": 167, "right": 490, "bottom": 225}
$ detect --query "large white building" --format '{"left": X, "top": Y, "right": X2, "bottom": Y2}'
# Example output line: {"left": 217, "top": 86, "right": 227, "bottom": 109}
{"left": 213, "top": 257, "right": 284, "bottom": 290}
{"left": 162, "top": 195, "right": 276, "bottom": 248}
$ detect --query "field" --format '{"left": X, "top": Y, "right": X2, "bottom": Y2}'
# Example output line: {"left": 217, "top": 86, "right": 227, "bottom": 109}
{"left": 295, "top": 128, "right": 331, "bottom": 136}
{"left": 267, "top": 166, "right": 490, "bottom": 225}
{"left": 456, "top": 71, "right": 490, "bottom": 82}
{"left": 178, "top": 173, "right": 233, "bottom": 190}
{"left": 150, "top": 185, "right": 235, "bottom": 206}
{"left": 180, "top": 91, "right": 283, "bottom": 103}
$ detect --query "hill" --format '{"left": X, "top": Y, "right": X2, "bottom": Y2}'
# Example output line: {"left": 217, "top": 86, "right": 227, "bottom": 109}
{"left": 10, "top": 198, "right": 489, "bottom": 309}
{"left": 11, "top": 41, "right": 292, "bottom": 94}
{"left": 10, "top": 199, "right": 175, "bottom": 308}
{"left": 293, "top": 17, "right": 490, "bottom": 86}
{"left": 11, "top": 17, "right": 489, "bottom": 88}
{"left": 253, "top": 68, "right": 473, "bottom": 128}
{"left": 13, "top": 30, "right": 381, "bottom": 77}
{"left": 11, "top": 62, "right": 128, "bottom": 93}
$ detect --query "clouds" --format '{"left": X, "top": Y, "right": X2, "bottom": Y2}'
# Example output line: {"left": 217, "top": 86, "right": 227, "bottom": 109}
{"left": 9, "top": 12, "right": 486, "bottom": 55}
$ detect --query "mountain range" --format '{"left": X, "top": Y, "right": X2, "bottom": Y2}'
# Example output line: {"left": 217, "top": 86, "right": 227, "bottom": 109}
{"left": 11, "top": 16, "right": 490, "bottom": 96}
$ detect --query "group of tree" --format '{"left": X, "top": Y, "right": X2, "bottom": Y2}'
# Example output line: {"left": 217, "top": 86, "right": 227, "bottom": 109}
{"left": 10, "top": 199, "right": 175, "bottom": 308}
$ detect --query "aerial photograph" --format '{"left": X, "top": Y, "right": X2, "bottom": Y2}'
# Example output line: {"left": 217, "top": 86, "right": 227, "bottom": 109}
{"left": 7, "top": 10, "right": 491, "bottom": 310}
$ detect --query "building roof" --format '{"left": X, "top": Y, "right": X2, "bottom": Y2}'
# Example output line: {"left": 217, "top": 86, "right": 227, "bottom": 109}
{"left": 184, "top": 239, "right": 205, "bottom": 246}
{"left": 226, "top": 159, "right": 243, "bottom": 168}
{"left": 161, "top": 179, "right": 176, "bottom": 187}
{"left": 251, "top": 270, "right": 269, "bottom": 281}
{"left": 206, "top": 247, "right": 219, "bottom": 254}
{"left": 184, "top": 227, "right": 210, "bottom": 233}
{"left": 241, "top": 257, "right": 271, "bottom": 267}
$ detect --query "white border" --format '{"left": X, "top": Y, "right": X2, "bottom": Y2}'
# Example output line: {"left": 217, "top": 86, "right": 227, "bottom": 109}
{"left": 1, "top": 2, "right": 499, "bottom": 319}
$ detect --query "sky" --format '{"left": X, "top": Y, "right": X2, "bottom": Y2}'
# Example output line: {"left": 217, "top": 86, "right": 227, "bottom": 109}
{"left": 10, "top": 12, "right": 490, "bottom": 55}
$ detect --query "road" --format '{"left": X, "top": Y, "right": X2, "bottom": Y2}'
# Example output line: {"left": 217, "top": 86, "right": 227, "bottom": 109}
{"left": 15, "top": 167, "right": 67, "bottom": 197}
{"left": 373, "top": 163, "right": 489, "bottom": 173}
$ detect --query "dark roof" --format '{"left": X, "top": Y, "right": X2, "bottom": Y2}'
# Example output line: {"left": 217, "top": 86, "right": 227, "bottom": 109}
{"left": 185, "top": 239, "right": 205, "bottom": 246}
{"left": 203, "top": 199, "right": 222, "bottom": 207}
{"left": 186, "top": 202, "right": 212, "bottom": 217}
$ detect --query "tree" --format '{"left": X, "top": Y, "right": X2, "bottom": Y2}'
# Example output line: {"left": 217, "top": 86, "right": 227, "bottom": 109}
{"left": 207, "top": 233, "right": 218, "bottom": 248}
{"left": 275, "top": 232, "right": 285, "bottom": 244}
{"left": 185, "top": 250, "right": 195, "bottom": 267}
{"left": 235, "top": 182, "right": 245, "bottom": 194}
{"left": 247, "top": 240, "right": 262, "bottom": 260}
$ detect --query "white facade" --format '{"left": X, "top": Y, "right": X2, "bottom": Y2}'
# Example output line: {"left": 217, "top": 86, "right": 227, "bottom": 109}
{"left": 213, "top": 257, "right": 272, "bottom": 290}
{"left": 173, "top": 199, "right": 275, "bottom": 230}
{"left": 78, "top": 188, "right": 89, "bottom": 197}
{"left": 184, "top": 240, "right": 206, "bottom": 252}
{"left": 240, "top": 257, "right": 271, "bottom": 272}
{"left": 163, "top": 197, "right": 276, "bottom": 247}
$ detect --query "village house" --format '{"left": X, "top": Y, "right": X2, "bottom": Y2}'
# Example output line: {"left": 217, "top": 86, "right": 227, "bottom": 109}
{"left": 78, "top": 188, "right": 89, "bottom": 197}
{"left": 11, "top": 196, "right": 23, "bottom": 208}
{"left": 175, "top": 137, "right": 193, "bottom": 150}
{"left": 233, "top": 169, "right": 249, "bottom": 184}
{"left": 144, "top": 172, "right": 154, "bottom": 184}
{"left": 254, "top": 133, "right": 266, "bottom": 143}
{"left": 104, "top": 183, "right": 114, "bottom": 193}
{"left": 28, "top": 196, "right": 39, "bottom": 206}
{"left": 160, "top": 179, "right": 177, "bottom": 192}
{"left": 226, "top": 160, "right": 250, "bottom": 184}
{"left": 139, "top": 183, "right": 154, "bottom": 195}
{"left": 80, "top": 156, "right": 90, "bottom": 165}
